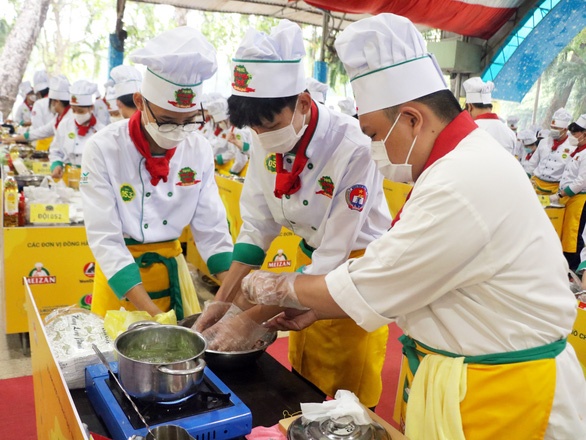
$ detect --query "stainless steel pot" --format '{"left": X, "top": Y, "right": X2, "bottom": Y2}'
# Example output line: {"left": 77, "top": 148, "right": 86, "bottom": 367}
{"left": 287, "top": 416, "right": 390, "bottom": 440}
{"left": 115, "top": 321, "right": 207, "bottom": 402}
{"left": 178, "top": 313, "right": 277, "bottom": 370}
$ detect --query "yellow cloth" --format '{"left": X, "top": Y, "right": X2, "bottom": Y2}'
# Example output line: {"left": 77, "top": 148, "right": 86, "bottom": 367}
{"left": 91, "top": 240, "right": 201, "bottom": 317}
{"left": 532, "top": 176, "right": 559, "bottom": 195}
{"left": 405, "top": 355, "right": 467, "bottom": 440}
{"left": 35, "top": 137, "right": 53, "bottom": 151}
{"left": 289, "top": 247, "right": 389, "bottom": 408}
{"left": 215, "top": 159, "right": 235, "bottom": 176}
{"left": 395, "top": 343, "right": 556, "bottom": 440}
{"left": 561, "top": 194, "right": 586, "bottom": 253}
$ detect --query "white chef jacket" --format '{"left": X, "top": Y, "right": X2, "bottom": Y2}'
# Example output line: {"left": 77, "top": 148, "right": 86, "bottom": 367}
{"left": 526, "top": 136, "right": 574, "bottom": 182}
{"left": 80, "top": 119, "right": 233, "bottom": 296}
{"left": 13, "top": 101, "right": 33, "bottom": 125}
{"left": 325, "top": 120, "right": 586, "bottom": 438}
{"left": 94, "top": 98, "right": 111, "bottom": 126}
{"left": 474, "top": 116, "right": 517, "bottom": 155}
{"left": 520, "top": 150, "right": 535, "bottom": 175}
{"left": 214, "top": 126, "right": 252, "bottom": 175}
{"left": 49, "top": 117, "right": 105, "bottom": 169}
{"left": 30, "top": 97, "right": 53, "bottom": 129}
{"left": 234, "top": 101, "right": 391, "bottom": 275}
{"left": 559, "top": 146, "right": 586, "bottom": 196}
{"left": 26, "top": 108, "right": 73, "bottom": 142}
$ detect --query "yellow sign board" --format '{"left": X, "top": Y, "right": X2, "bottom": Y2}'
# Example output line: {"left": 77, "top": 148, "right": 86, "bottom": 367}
{"left": 25, "top": 281, "right": 88, "bottom": 440}
{"left": 568, "top": 301, "right": 586, "bottom": 378}
{"left": 383, "top": 180, "right": 412, "bottom": 218}
{"left": 33, "top": 161, "right": 52, "bottom": 175}
{"left": 30, "top": 204, "right": 70, "bottom": 224}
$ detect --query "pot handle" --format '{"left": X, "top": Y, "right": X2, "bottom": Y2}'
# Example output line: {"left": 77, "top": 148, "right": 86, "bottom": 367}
{"left": 127, "top": 320, "right": 161, "bottom": 331}
{"left": 157, "top": 358, "right": 206, "bottom": 375}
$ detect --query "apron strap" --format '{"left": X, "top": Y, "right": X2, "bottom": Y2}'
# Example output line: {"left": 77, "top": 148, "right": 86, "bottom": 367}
{"left": 134, "top": 252, "right": 184, "bottom": 320}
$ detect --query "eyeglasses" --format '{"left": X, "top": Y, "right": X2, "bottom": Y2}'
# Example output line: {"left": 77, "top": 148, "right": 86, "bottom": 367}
{"left": 144, "top": 99, "right": 205, "bottom": 133}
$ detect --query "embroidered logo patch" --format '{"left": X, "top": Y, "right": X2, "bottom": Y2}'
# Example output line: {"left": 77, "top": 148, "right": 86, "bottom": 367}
{"left": 345, "top": 184, "right": 368, "bottom": 211}
{"left": 264, "top": 154, "right": 277, "bottom": 173}
{"left": 71, "top": 95, "right": 78, "bottom": 104}
{"left": 168, "top": 88, "right": 196, "bottom": 109}
{"left": 562, "top": 154, "right": 568, "bottom": 159}
{"left": 316, "top": 176, "right": 334, "bottom": 198}
{"left": 176, "top": 167, "right": 201, "bottom": 186}
{"left": 232, "top": 65, "right": 255, "bottom": 93}
{"left": 564, "top": 148, "right": 570, "bottom": 153}
{"left": 68, "top": 132, "right": 75, "bottom": 139}
{"left": 120, "top": 184, "right": 136, "bottom": 202}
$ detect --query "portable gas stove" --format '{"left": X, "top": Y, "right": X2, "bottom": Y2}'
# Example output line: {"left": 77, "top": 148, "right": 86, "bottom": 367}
{"left": 85, "top": 362, "right": 252, "bottom": 440}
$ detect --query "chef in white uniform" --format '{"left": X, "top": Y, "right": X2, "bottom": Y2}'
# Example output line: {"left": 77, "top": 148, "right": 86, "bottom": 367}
{"left": 198, "top": 20, "right": 391, "bottom": 409}
{"left": 80, "top": 27, "right": 233, "bottom": 320}
{"left": 12, "top": 81, "right": 36, "bottom": 127}
{"left": 110, "top": 65, "right": 142, "bottom": 119}
{"left": 49, "top": 80, "right": 105, "bottom": 179}
{"left": 30, "top": 70, "right": 52, "bottom": 129}
{"left": 517, "top": 128, "right": 538, "bottom": 175}
{"left": 239, "top": 14, "right": 586, "bottom": 440}
{"left": 463, "top": 77, "right": 517, "bottom": 155}
{"left": 305, "top": 77, "right": 328, "bottom": 104}
{"left": 93, "top": 89, "right": 111, "bottom": 126}
{"left": 104, "top": 85, "right": 123, "bottom": 123}
{"left": 526, "top": 108, "right": 574, "bottom": 194}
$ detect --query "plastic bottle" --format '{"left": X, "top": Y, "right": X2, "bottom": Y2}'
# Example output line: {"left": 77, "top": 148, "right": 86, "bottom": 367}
{"left": 4, "top": 176, "right": 18, "bottom": 227}
{"left": 18, "top": 192, "right": 26, "bottom": 226}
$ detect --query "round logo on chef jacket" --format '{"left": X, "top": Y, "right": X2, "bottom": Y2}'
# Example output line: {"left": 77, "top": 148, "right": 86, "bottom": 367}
{"left": 562, "top": 154, "right": 568, "bottom": 159}
{"left": 68, "top": 132, "right": 75, "bottom": 139}
{"left": 120, "top": 184, "right": 136, "bottom": 202}
{"left": 345, "top": 184, "right": 368, "bottom": 212}
{"left": 264, "top": 154, "right": 277, "bottom": 173}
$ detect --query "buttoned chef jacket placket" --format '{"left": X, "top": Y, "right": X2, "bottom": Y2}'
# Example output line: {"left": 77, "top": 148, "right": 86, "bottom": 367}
{"left": 528, "top": 136, "right": 574, "bottom": 182}
{"left": 80, "top": 121, "right": 233, "bottom": 296}
{"left": 49, "top": 117, "right": 105, "bottom": 169}
{"left": 234, "top": 102, "right": 391, "bottom": 275}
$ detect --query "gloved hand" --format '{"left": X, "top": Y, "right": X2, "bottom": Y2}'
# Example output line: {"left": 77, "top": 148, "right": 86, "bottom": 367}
{"left": 241, "top": 271, "right": 307, "bottom": 310}
{"left": 549, "top": 193, "right": 560, "bottom": 205}
{"left": 263, "top": 308, "right": 319, "bottom": 332}
{"left": 193, "top": 301, "right": 234, "bottom": 333}
{"left": 202, "top": 306, "right": 270, "bottom": 351}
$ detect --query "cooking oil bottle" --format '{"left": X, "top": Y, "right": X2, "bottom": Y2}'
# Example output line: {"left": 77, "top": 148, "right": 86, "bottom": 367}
{"left": 4, "top": 175, "right": 19, "bottom": 227}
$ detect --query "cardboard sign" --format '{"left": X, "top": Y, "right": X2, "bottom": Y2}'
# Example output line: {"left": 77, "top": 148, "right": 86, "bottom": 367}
{"left": 30, "top": 203, "right": 70, "bottom": 224}
{"left": 32, "top": 161, "right": 52, "bottom": 175}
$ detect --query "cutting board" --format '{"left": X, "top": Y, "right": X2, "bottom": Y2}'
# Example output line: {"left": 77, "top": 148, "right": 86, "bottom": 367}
{"left": 278, "top": 409, "right": 409, "bottom": 440}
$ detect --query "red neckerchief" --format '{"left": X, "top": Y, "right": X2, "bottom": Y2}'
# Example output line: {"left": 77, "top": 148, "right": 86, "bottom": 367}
{"left": 391, "top": 111, "right": 478, "bottom": 228}
{"left": 128, "top": 111, "right": 176, "bottom": 186}
{"left": 474, "top": 113, "right": 500, "bottom": 121}
{"left": 570, "top": 143, "right": 586, "bottom": 158}
{"left": 526, "top": 151, "right": 534, "bottom": 161}
{"left": 274, "top": 100, "right": 319, "bottom": 199}
{"left": 25, "top": 101, "right": 33, "bottom": 111}
{"left": 551, "top": 135, "right": 568, "bottom": 152}
{"left": 199, "top": 116, "right": 210, "bottom": 131}
{"left": 55, "top": 106, "right": 71, "bottom": 129}
{"left": 75, "top": 114, "right": 97, "bottom": 137}
{"left": 214, "top": 126, "right": 222, "bottom": 136}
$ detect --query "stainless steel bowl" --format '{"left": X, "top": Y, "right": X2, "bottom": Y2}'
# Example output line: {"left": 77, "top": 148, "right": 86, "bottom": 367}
{"left": 15, "top": 174, "right": 44, "bottom": 187}
{"left": 179, "top": 313, "right": 277, "bottom": 370}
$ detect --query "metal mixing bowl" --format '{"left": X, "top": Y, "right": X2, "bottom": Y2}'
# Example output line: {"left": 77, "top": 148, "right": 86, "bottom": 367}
{"left": 179, "top": 313, "right": 277, "bottom": 370}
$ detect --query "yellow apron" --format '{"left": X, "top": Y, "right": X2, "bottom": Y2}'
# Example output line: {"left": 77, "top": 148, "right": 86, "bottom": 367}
{"left": 91, "top": 240, "right": 201, "bottom": 319}
{"left": 394, "top": 336, "right": 564, "bottom": 439}
{"left": 35, "top": 137, "right": 53, "bottom": 151}
{"left": 561, "top": 194, "right": 586, "bottom": 253}
{"left": 289, "top": 241, "right": 389, "bottom": 408}
{"left": 215, "top": 159, "right": 235, "bottom": 176}
{"left": 532, "top": 176, "right": 559, "bottom": 195}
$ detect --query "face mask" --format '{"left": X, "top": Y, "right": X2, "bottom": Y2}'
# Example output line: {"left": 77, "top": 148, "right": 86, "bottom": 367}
{"left": 218, "top": 121, "right": 228, "bottom": 130}
{"left": 141, "top": 109, "right": 189, "bottom": 150}
{"left": 525, "top": 147, "right": 533, "bottom": 155}
{"left": 256, "top": 98, "right": 307, "bottom": 154}
{"left": 50, "top": 104, "right": 57, "bottom": 115}
{"left": 550, "top": 129, "right": 562, "bottom": 140}
{"left": 110, "top": 115, "right": 124, "bottom": 123}
{"left": 74, "top": 112, "right": 92, "bottom": 125}
{"left": 370, "top": 113, "right": 418, "bottom": 183}
{"left": 29, "top": 95, "right": 37, "bottom": 102}
{"left": 568, "top": 133, "right": 583, "bottom": 147}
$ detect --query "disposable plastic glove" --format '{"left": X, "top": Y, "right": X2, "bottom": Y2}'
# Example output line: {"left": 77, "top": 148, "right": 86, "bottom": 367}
{"left": 202, "top": 304, "right": 269, "bottom": 351}
{"left": 241, "top": 271, "right": 307, "bottom": 309}
{"left": 193, "top": 301, "right": 233, "bottom": 333}
{"left": 549, "top": 193, "right": 560, "bottom": 205}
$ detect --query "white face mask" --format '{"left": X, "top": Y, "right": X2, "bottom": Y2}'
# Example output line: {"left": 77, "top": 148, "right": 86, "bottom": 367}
{"left": 568, "top": 133, "right": 584, "bottom": 147}
{"left": 29, "top": 95, "right": 37, "bottom": 102}
{"left": 110, "top": 115, "right": 124, "bottom": 123}
{"left": 550, "top": 129, "right": 562, "bottom": 140}
{"left": 74, "top": 111, "right": 92, "bottom": 125}
{"left": 370, "top": 113, "right": 417, "bottom": 183}
{"left": 256, "top": 98, "right": 307, "bottom": 154}
{"left": 141, "top": 108, "right": 190, "bottom": 150}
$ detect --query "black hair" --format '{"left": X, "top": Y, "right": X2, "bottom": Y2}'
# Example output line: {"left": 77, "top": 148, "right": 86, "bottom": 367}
{"left": 38, "top": 87, "right": 49, "bottom": 98}
{"left": 385, "top": 89, "right": 462, "bottom": 124}
{"left": 74, "top": 105, "right": 93, "bottom": 109}
{"left": 569, "top": 122, "right": 585, "bottom": 133}
{"left": 468, "top": 102, "right": 493, "bottom": 110}
{"left": 117, "top": 94, "right": 137, "bottom": 109}
{"left": 49, "top": 98, "right": 70, "bottom": 107}
{"left": 228, "top": 94, "right": 299, "bottom": 128}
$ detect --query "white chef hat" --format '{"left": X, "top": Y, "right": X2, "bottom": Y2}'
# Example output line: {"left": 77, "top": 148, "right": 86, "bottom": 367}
{"left": 507, "top": 115, "right": 519, "bottom": 129}
{"left": 538, "top": 128, "right": 550, "bottom": 138}
{"left": 551, "top": 108, "right": 572, "bottom": 128}
{"left": 70, "top": 80, "right": 98, "bottom": 106}
{"left": 33, "top": 70, "right": 49, "bottom": 93}
{"left": 208, "top": 98, "right": 229, "bottom": 122}
{"left": 202, "top": 92, "right": 224, "bottom": 110}
{"left": 19, "top": 81, "right": 33, "bottom": 98}
{"left": 48, "top": 75, "right": 71, "bottom": 101}
{"left": 231, "top": 19, "right": 306, "bottom": 98}
{"left": 335, "top": 14, "right": 447, "bottom": 116}
{"left": 575, "top": 114, "right": 586, "bottom": 130}
{"left": 306, "top": 77, "right": 328, "bottom": 103}
{"left": 463, "top": 77, "right": 494, "bottom": 105}
{"left": 110, "top": 65, "right": 142, "bottom": 99}
{"left": 517, "top": 129, "right": 537, "bottom": 145}
{"left": 129, "top": 26, "right": 217, "bottom": 113}
{"left": 105, "top": 86, "right": 119, "bottom": 112}
{"left": 338, "top": 98, "right": 357, "bottom": 116}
